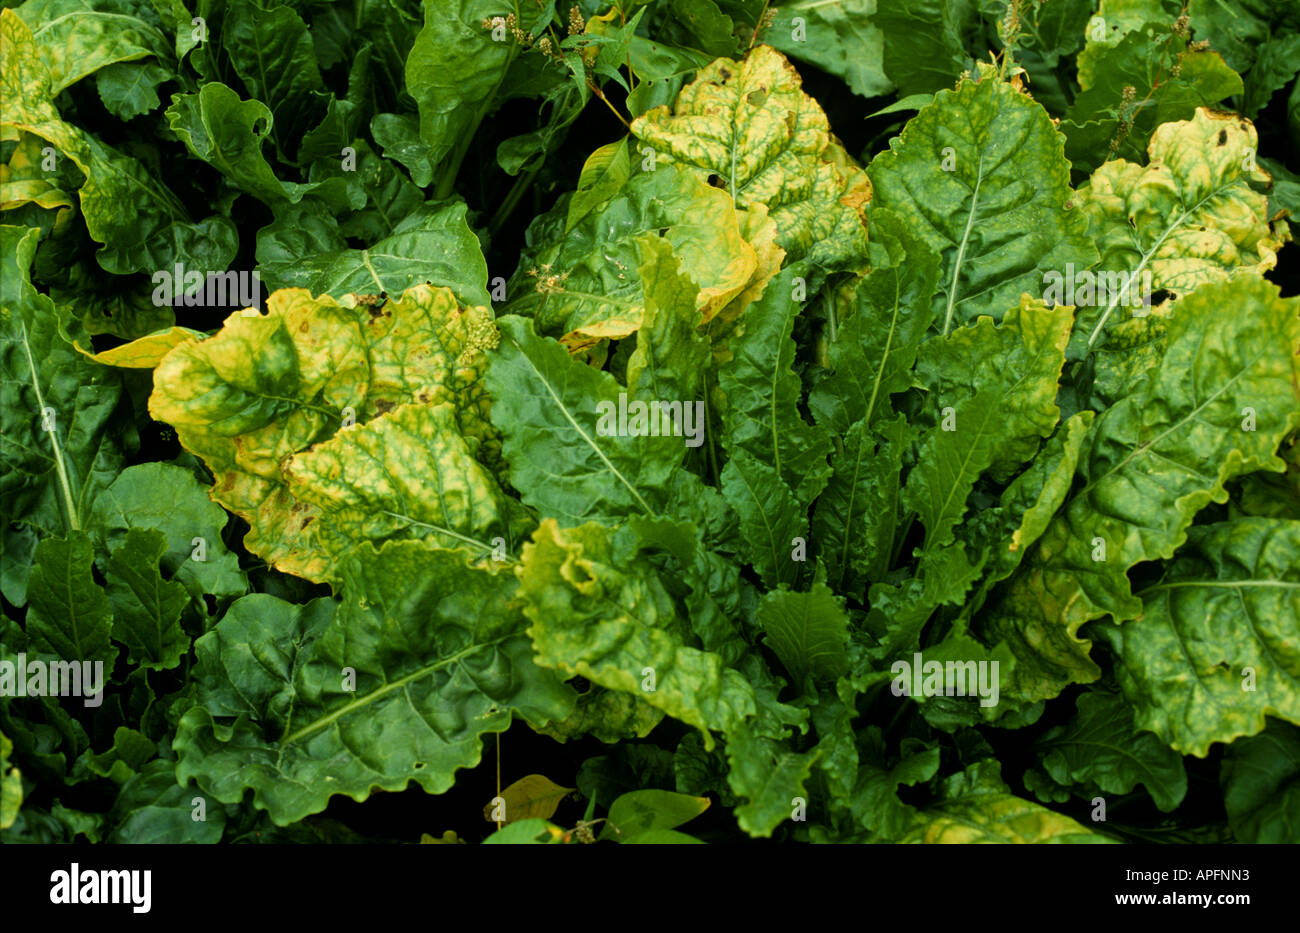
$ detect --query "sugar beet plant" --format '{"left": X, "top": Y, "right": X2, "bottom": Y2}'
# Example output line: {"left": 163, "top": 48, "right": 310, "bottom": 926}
{"left": 2, "top": 0, "right": 1299, "bottom": 845}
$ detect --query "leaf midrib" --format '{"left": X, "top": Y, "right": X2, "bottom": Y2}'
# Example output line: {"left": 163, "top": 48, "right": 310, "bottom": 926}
{"left": 278, "top": 636, "right": 511, "bottom": 747}
{"left": 1085, "top": 185, "right": 1225, "bottom": 350}
{"left": 942, "top": 154, "right": 985, "bottom": 335}
{"left": 510, "top": 335, "right": 654, "bottom": 517}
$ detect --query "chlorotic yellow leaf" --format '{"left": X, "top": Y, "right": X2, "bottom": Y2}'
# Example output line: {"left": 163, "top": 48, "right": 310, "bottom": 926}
{"left": 149, "top": 285, "right": 507, "bottom": 583}
{"left": 708, "top": 202, "right": 785, "bottom": 332}
{"left": 420, "top": 830, "right": 464, "bottom": 844}
{"left": 1075, "top": 107, "right": 1289, "bottom": 353}
{"left": 283, "top": 401, "right": 525, "bottom": 561}
{"left": 900, "top": 793, "right": 1116, "bottom": 843}
{"left": 509, "top": 160, "right": 758, "bottom": 352}
{"left": 483, "top": 774, "right": 574, "bottom": 825}
{"left": 77, "top": 327, "right": 204, "bottom": 369}
{"left": 1, "top": 729, "right": 20, "bottom": 830}
{"left": 531, "top": 688, "right": 665, "bottom": 744}
{"left": 0, "top": 131, "right": 74, "bottom": 222}
{"left": 632, "top": 45, "right": 870, "bottom": 269}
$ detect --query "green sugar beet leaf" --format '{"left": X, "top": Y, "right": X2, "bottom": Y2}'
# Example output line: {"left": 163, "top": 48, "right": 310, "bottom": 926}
{"left": 981, "top": 275, "right": 1300, "bottom": 708}
{"left": 165, "top": 83, "right": 327, "bottom": 205}
{"left": 625, "top": 512, "right": 748, "bottom": 664}
{"left": 905, "top": 296, "right": 1073, "bottom": 553}
{"left": 519, "top": 520, "right": 756, "bottom": 749}
{"left": 797, "top": 688, "right": 864, "bottom": 807}
{"left": 808, "top": 209, "right": 940, "bottom": 436}
{"left": 578, "top": 743, "right": 676, "bottom": 811}
{"left": 565, "top": 137, "right": 632, "bottom": 234}
{"left": 88, "top": 461, "right": 247, "bottom": 605}
{"left": 103, "top": 528, "right": 190, "bottom": 671}
{"left": 755, "top": 583, "right": 850, "bottom": 691}
{"left": 301, "top": 137, "right": 420, "bottom": 240}
{"left": 848, "top": 737, "right": 941, "bottom": 841}
{"left": 1005, "top": 0, "right": 1096, "bottom": 114}
{"left": 487, "top": 315, "right": 686, "bottom": 526}
{"left": 24, "top": 532, "right": 115, "bottom": 669}
{"left": 867, "top": 65, "right": 1097, "bottom": 333}
{"left": 0, "top": 617, "right": 92, "bottom": 786}
{"left": 812, "top": 415, "right": 911, "bottom": 596}
{"left": 718, "top": 265, "right": 831, "bottom": 506}
{"left": 108, "top": 759, "right": 225, "bottom": 844}
{"left": 406, "top": 0, "right": 524, "bottom": 196}
{"left": 1062, "top": 23, "right": 1243, "bottom": 173}
{"left": 370, "top": 112, "right": 434, "bottom": 188}
{"left": 220, "top": 0, "right": 327, "bottom": 161}
{"left": 1240, "top": 34, "right": 1300, "bottom": 119}
{"left": 903, "top": 629, "right": 1020, "bottom": 730}
{"left": 71, "top": 726, "right": 155, "bottom": 786}
{"left": 1075, "top": 0, "right": 1183, "bottom": 90}
{"left": 765, "top": 0, "right": 892, "bottom": 100}
{"left": 719, "top": 451, "right": 806, "bottom": 590}
{"left": 866, "top": 297, "right": 1074, "bottom": 653}
{"left": 674, "top": 731, "right": 735, "bottom": 805}
{"left": 871, "top": 0, "right": 979, "bottom": 97}
{"left": 1188, "top": 0, "right": 1300, "bottom": 76}
{"left": 95, "top": 61, "right": 170, "bottom": 121}
{"left": 1030, "top": 688, "right": 1187, "bottom": 812}
{"left": 1221, "top": 719, "right": 1300, "bottom": 844}
{"left": 175, "top": 544, "right": 575, "bottom": 826}
{"left": 256, "top": 200, "right": 491, "bottom": 308}
{"left": 658, "top": 0, "right": 738, "bottom": 58}
{"left": 1098, "top": 518, "right": 1300, "bottom": 757}
{"left": 725, "top": 720, "right": 819, "bottom": 838}
{"left": 1, "top": 226, "right": 129, "bottom": 606}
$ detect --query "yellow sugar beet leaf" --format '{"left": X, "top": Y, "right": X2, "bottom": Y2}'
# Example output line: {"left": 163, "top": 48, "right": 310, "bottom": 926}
{"left": 1075, "top": 107, "right": 1289, "bottom": 353}
{"left": 150, "top": 286, "right": 507, "bottom": 583}
{"left": 509, "top": 157, "right": 759, "bottom": 351}
{"left": 77, "top": 328, "right": 204, "bottom": 369}
{"left": 632, "top": 44, "right": 870, "bottom": 270}
{"left": 284, "top": 401, "right": 527, "bottom": 562}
